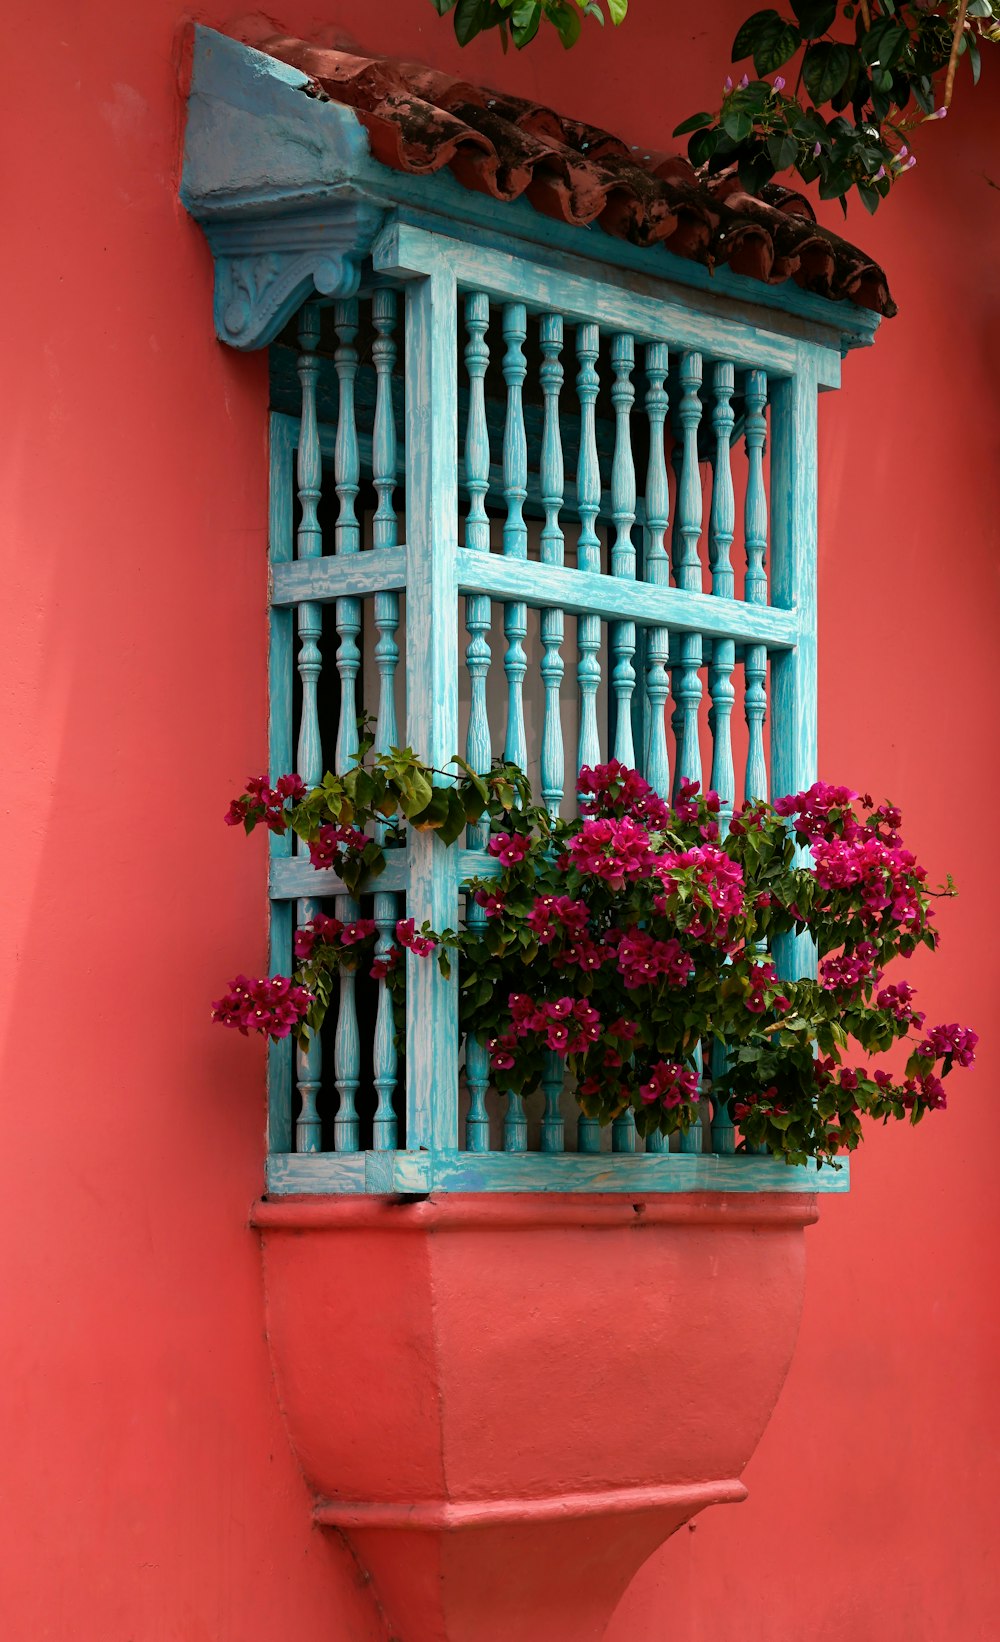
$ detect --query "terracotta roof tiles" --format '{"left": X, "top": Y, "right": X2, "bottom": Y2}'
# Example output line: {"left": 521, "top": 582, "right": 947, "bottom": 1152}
{"left": 254, "top": 33, "right": 895, "bottom": 318}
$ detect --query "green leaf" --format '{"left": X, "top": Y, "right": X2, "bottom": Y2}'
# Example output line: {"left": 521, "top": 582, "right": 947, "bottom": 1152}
{"left": 722, "top": 107, "right": 754, "bottom": 143}
{"left": 790, "top": 0, "right": 836, "bottom": 37}
{"left": 732, "top": 10, "right": 802, "bottom": 76}
{"left": 606, "top": 0, "right": 627, "bottom": 21}
{"left": 454, "top": 0, "right": 493, "bottom": 44}
{"left": 858, "top": 182, "right": 880, "bottom": 215}
{"left": 688, "top": 126, "right": 721, "bottom": 168}
{"left": 512, "top": 0, "right": 541, "bottom": 42}
{"left": 549, "top": 0, "right": 582, "bottom": 47}
{"left": 428, "top": 0, "right": 459, "bottom": 16}
{"left": 802, "top": 41, "right": 853, "bottom": 103}
{"left": 767, "top": 130, "right": 799, "bottom": 169}
{"left": 967, "top": 34, "right": 982, "bottom": 86}
{"left": 739, "top": 148, "right": 776, "bottom": 193}
{"left": 673, "top": 111, "right": 714, "bottom": 136}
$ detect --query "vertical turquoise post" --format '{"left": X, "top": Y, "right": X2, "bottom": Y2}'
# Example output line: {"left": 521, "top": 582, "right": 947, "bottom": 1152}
{"left": 462, "top": 290, "right": 493, "bottom": 1155}
{"left": 371, "top": 288, "right": 400, "bottom": 1152}
{"left": 293, "top": 304, "right": 324, "bottom": 1154}
{"left": 609, "top": 332, "right": 638, "bottom": 1153}
{"left": 672, "top": 351, "right": 704, "bottom": 795}
{"left": 673, "top": 351, "right": 705, "bottom": 1154}
{"left": 539, "top": 312, "right": 566, "bottom": 1155}
{"left": 743, "top": 369, "right": 769, "bottom": 807}
{"left": 500, "top": 299, "right": 529, "bottom": 1154}
{"left": 575, "top": 321, "right": 603, "bottom": 1157}
{"left": 643, "top": 341, "right": 671, "bottom": 804}
{"left": 707, "top": 361, "right": 737, "bottom": 1155}
{"left": 501, "top": 302, "right": 529, "bottom": 777}
{"left": 575, "top": 323, "right": 603, "bottom": 781}
{"left": 332, "top": 299, "right": 362, "bottom": 1155}
{"left": 770, "top": 349, "right": 819, "bottom": 986}
{"left": 642, "top": 346, "right": 672, "bottom": 1157}
{"left": 268, "top": 413, "right": 295, "bottom": 1156}
{"left": 609, "top": 332, "right": 636, "bottom": 772}
{"left": 403, "top": 261, "right": 460, "bottom": 1153}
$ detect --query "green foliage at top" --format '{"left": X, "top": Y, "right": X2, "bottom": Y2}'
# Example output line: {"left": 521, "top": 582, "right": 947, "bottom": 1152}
{"left": 428, "top": 0, "right": 626, "bottom": 53}
{"left": 426, "top": 0, "right": 998, "bottom": 213}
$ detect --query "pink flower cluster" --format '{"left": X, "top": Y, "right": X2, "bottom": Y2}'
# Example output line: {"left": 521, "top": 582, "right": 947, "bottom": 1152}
{"left": 876, "top": 980, "right": 924, "bottom": 1027}
{"left": 473, "top": 890, "right": 506, "bottom": 918}
{"left": 212, "top": 973, "right": 312, "bottom": 1039}
{"left": 225, "top": 773, "right": 306, "bottom": 833}
{"left": 568, "top": 815, "right": 661, "bottom": 889}
{"left": 577, "top": 760, "right": 674, "bottom": 831}
{"left": 610, "top": 928, "right": 694, "bottom": 991}
{"left": 396, "top": 917, "right": 436, "bottom": 957}
{"left": 812, "top": 831, "right": 925, "bottom": 927}
{"left": 370, "top": 947, "right": 400, "bottom": 980}
{"left": 294, "top": 912, "right": 348, "bottom": 960}
{"left": 918, "top": 1023, "right": 978, "bottom": 1068}
{"left": 744, "top": 959, "right": 789, "bottom": 1014}
{"left": 488, "top": 832, "right": 531, "bottom": 867}
{"left": 639, "top": 1060, "right": 700, "bottom": 1108}
{"left": 673, "top": 777, "right": 721, "bottom": 840}
{"left": 775, "top": 781, "right": 860, "bottom": 841}
{"left": 777, "top": 782, "right": 928, "bottom": 932}
{"left": 490, "top": 993, "right": 603, "bottom": 1066}
{"left": 820, "top": 942, "right": 880, "bottom": 993}
{"left": 527, "top": 895, "right": 590, "bottom": 944}
{"left": 309, "top": 824, "right": 369, "bottom": 872}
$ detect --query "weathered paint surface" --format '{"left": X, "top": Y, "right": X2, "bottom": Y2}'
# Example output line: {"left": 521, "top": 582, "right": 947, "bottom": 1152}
{"left": 2, "top": 4, "right": 998, "bottom": 1641}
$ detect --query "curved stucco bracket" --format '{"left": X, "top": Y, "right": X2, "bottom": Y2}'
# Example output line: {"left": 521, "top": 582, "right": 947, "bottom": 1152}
{"left": 203, "top": 208, "right": 385, "bottom": 350}
{"left": 252, "top": 1192, "right": 818, "bottom": 1642}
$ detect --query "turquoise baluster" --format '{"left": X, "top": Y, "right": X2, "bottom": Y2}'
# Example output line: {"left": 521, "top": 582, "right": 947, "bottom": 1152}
{"left": 539, "top": 313, "right": 566, "bottom": 1154}
{"left": 575, "top": 322, "right": 603, "bottom": 1153}
{"left": 667, "top": 442, "right": 684, "bottom": 784}
{"left": 500, "top": 301, "right": 529, "bottom": 1154}
{"left": 610, "top": 338, "right": 638, "bottom": 1153}
{"left": 539, "top": 314, "right": 566, "bottom": 821}
{"left": 294, "top": 304, "right": 324, "bottom": 1153}
{"left": 463, "top": 292, "right": 493, "bottom": 1155}
{"left": 743, "top": 369, "right": 770, "bottom": 1154}
{"left": 744, "top": 369, "right": 769, "bottom": 805}
{"left": 673, "top": 351, "right": 704, "bottom": 796}
{"left": 575, "top": 322, "right": 603, "bottom": 783}
{"left": 332, "top": 298, "right": 362, "bottom": 1155}
{"left": 643, "top": 344, "right": 672, "bottom": 1155}
{"left": 371, "top": 289, "right": 400, "bottom": 1152}
{"left": 708, "top": 361, "right": 737, "bottom": 829}
{"left": 643, "top": 341, "right": 671, "bottom": 803}
{"left": 609, "top": 333, "right": 637, "bottom": 771}
{"left": 501, "top": 302, "right": 529, "bottom": 777}
{"left": 708, "top": 361, "right": 737, "bottom": 1156}
{"left": 673, "top": 351, "right": 705, "bottom": 1154}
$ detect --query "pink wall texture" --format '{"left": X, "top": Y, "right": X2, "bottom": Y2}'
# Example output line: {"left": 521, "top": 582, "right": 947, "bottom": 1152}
{"left": 2, "top": 3, "right": 998, "bottom": 1638}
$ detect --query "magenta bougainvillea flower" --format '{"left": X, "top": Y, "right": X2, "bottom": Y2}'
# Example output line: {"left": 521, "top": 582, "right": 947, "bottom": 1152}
{"left": 215, "top": 756, "right": 977, "bottom": 1167}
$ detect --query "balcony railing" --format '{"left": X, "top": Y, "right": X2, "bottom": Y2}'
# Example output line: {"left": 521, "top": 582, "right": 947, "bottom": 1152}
{"left": 264, "top": 229, "right": 846, "bottom": 1195}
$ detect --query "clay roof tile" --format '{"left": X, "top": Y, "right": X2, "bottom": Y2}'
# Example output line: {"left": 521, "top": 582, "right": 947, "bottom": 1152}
{"left": 253, "top": 32, "right": 896, "bottom": 318}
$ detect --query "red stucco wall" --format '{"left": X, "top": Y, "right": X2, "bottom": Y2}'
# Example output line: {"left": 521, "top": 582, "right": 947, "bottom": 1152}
{"left": 3, "top": 4, "right": 998, "bottom": 1639}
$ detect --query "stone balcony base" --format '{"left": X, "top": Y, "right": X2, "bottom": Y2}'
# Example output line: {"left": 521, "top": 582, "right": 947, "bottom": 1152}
{"left": 252, "top": 1192, "right": 817, "bottom": 1641}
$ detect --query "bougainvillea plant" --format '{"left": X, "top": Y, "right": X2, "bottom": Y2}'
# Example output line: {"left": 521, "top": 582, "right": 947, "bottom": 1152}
{"left": 213, "top": 735, "right": 977, "bottom": 1166}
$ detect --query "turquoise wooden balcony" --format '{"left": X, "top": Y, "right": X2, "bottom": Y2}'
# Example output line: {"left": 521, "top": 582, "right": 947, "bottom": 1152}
{"left": 183, "top": 27, "right": 886, "bottom": 1198}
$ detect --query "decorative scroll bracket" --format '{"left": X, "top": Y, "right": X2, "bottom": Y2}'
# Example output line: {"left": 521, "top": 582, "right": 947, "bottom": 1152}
{"left": 204, "top": 208, "right": 384, "bottom": 350}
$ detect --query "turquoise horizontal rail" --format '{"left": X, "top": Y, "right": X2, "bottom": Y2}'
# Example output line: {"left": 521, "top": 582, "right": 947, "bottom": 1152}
{"left": 267, "top": 1151, "right": 850, "bottom": 1196}
{"left": 272, "top": 552, "right": 798, "bottom": 647}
